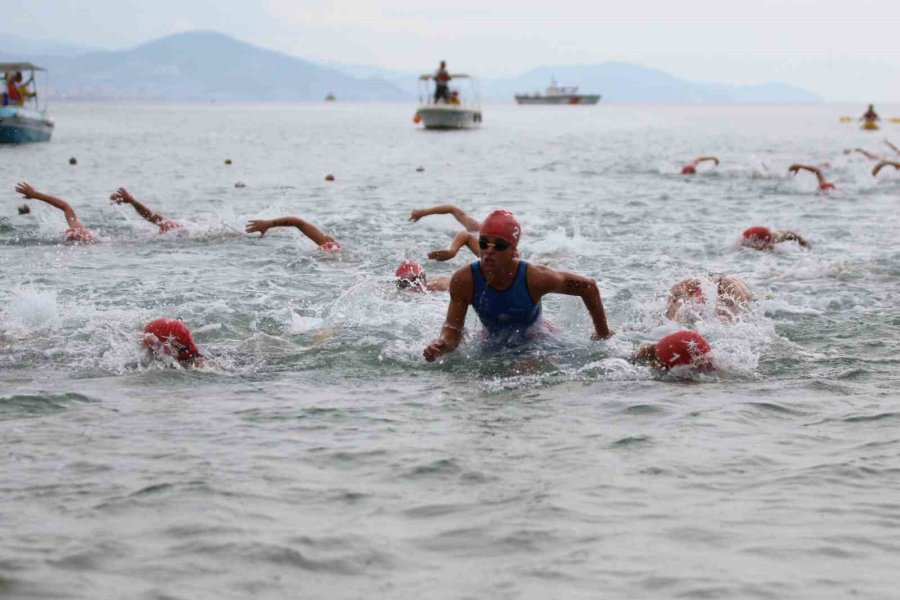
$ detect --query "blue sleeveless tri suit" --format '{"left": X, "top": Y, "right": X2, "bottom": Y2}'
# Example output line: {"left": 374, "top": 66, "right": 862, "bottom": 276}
{"left": 470, "top": 260, "right": 542, "bottom": 342}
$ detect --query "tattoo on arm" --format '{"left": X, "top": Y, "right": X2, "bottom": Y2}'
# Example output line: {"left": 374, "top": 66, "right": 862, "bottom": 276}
{"left": 565, "top": 279, "right": 591, "bottom": 289}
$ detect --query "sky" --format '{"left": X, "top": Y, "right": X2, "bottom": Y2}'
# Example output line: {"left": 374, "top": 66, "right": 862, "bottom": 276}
{"left": 5, "top": 0, "right": 900, "bottom": 101}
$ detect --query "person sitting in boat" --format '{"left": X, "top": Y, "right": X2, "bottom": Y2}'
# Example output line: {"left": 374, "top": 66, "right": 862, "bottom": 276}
{"left": 872, "top": 161, "right": 900, "bottom": 177}
{"left": 109, "top": 187, "right": 181, "bottom": 233}
{"left": 245, "top": 215, "right": 341, "bottom": 251}
{"left": 681, "top": 156, "right": 719, "bottom": 175}
{"left": 740, "top": 226, "right": 810, "bottom": 251}
{"left": 788, "top": 163, "right": 835, "bottom": 191}
{"left": 7, "top": 72, "right": 35, "bottom": 106}
{"left": 14, "top": 182, "right": 95, "bottom": 243}
{"left": 448, "top": 90, "right": 461, "bottom": 105}
{"left": 860, "top": 104, "right": 880, "bottom": 125}
{"left": 433, "top": 61, "right": 451, "bottom": 103}
{"left": 666, "top": 275, "right": 752, "bottom": 322}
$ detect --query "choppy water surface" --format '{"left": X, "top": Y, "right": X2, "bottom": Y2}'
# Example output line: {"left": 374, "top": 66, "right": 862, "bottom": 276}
{"left": 2, "top": 102, "right": 900, "bottom": 599}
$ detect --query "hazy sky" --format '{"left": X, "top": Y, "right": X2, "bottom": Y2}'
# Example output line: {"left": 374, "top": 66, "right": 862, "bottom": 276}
{"left": 5, "top": 0, "right": 900, "bottom": 100}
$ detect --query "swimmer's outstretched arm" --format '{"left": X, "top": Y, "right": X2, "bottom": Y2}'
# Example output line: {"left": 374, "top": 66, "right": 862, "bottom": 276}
{"left": 15, "top": 182, "right": 80, "bottom": 228}
{"left": 409, "top": 204, "right": 481, "bottom": 232}
{"left": 530, "top": 266, "right": 613, "bottom": 339}
{"left": 245, "top": 216, "right": 336, "bottom": 246}
{"left": 694, "top": 156, "right": 720, "bottom": 166}
{"left": 775, "top": 230, "right": 811, "bottom": 248}
{"left": 885, "top": 140, "right": 900, "bottom": 155}
{"left": 788, "top": 164, "right": 830, "bottom": 187}
{"left": 110, "top": 188, "right": 179, "bottom": 232}
{"left": 872, "top": 161, "right": 900, "bottom": 177}
{"left": 424, "top": 269, "right": 471, "bottom": 362}
{"left": 427, "top": 231, "right": 479, "bottom": 261}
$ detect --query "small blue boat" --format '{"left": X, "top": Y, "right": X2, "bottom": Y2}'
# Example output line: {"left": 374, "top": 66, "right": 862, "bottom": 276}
{"left": 1, "top": 62, "right": 54, "bottom": 144}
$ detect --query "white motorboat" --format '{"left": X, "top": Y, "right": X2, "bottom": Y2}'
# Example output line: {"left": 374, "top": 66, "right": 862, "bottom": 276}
{"left": 414, "top": 73, "right": 482, "bottom": 130}
{"left": 1, "top": 62, "right": 54, "bottom": 143}
{"left": 515, "top": 78, "right": 601, "bottom": 105}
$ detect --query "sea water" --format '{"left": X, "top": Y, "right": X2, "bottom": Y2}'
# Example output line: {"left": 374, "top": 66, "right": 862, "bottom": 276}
{"left": 2, "top": 102, "right": 900, "bottom": 599}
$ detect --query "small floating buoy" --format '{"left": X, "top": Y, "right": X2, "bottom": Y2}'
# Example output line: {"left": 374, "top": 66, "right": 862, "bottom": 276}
{"left": 234, "top": 181, "right": 246, "bottom": 188}
{"left": 69, "top": 157, "right": 77, "bottom": 165}
{"left": 325, "top": 174, "right": 335, "bottom": 181}
{"left": 224, "top": 158, "right": 233, "bottom": 165}
{"left": 416, "top": 166, "right": 425, "bottom": 172}
{"left": 18, "top": 204, "right": 30, "bottom": 215}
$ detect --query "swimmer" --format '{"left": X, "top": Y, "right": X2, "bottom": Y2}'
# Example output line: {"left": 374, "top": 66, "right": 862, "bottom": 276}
{"left": 109, "top": 188, "right": 180, "bottom": 233}
{"left": 427, "top": 230, "right": 480, "bottom": 261}
{"left": 14, "top": 182, "right": 95, "bottom": 242}
{"left": 408, "top": 204, "right": 481, "bottom": 232}
{"left": 872, "top": 160, "right": 900, "bottom": 177}
{"left": 142, "top": 317, "right": 204, "bottom": 367}
{"left": 245, "top": 216, "right": 341, "bottom": 251}
{"left": 681, "top": 156, "right": 719, "bottom": 175}
{"left": 632, "top": 330, "right": 713, "bottom": 371}
{"left": 885, "top": 140, "right": 899, "bottom": 155}
{"left": 666, "top": 275, "right": 752, "bottom": 322}
{"left": 424, "top": 210, "right": 612, "bottom": 362}
{"left": 741, "top": 226, "right": 810, "bottom": 251}
{"left": 843, "top": 148, "right": 883, "bottom": 161}
{"left": 395, "top": 260, "right": 450, "bottom": 292}
{"left": 788, "top": 164, "right": 835, "bottom": 191}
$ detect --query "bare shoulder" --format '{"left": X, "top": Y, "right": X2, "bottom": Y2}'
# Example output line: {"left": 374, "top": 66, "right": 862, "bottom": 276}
{"left": 449, "top": 264, "right": 474, "bottom": 296}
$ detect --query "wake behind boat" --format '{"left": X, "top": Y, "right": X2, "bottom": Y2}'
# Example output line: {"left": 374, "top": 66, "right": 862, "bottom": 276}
{"left": 515, "top": 78, "right": 601, "bottom": 105}
{"left": 414, "top": 70, "right": 482, "bottom": 130}
{"left": 1, "top": 63, "right": 54, "bottom": 143}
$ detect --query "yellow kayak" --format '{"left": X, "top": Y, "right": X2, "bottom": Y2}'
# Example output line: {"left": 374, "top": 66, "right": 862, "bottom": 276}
{"left": 862, "top": 121, "right": 879, "bottom": 131}
{"left": 839, "top": 116, "right": 853, "bottom": 123}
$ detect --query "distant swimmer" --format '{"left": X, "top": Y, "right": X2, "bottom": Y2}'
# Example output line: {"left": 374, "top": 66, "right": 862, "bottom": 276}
{"left": 666, "top": 274, "right": 752, "bottom": 322}
{"left": 109, "top": 188, "right": 180, "bottom": 233}
{"left": 395, "top": 260, "right": 450, "bottom": 292}
{"left": 423, "top": 210, "right": 612, "bottom": 362}
{"left": 245, "top": 216, "right": 341, "bottom": 251}
{"left": 885, "top": 140, "right": 900, "bottom": 155}
{"left": 409, "top": 203, "right": 481, "bottom": 232}
{"left": 427, "top": 230, "right": 479, "bottom": 261}
{"left": 843, "top": 148, "right": 883, "bottom": 161}
{"left": 681, "top": 156, "right": 719, "bottom": 175}
{"left": 14, "top": 182, "right": 95, "bottom": 242}
{"left": 741, "top": 226, "right": 810, "bottom": 251}
{"left": 142, "top": 317, "right": 204, "bottom": 366}
{"left": 632, "top": 330, "right": 713, "bottom": 371}
{"left": 788, "top": 164, "right": 835, "bottom": 191}
{"left": 872, "top": 160, "right": 900, "bottom": 177}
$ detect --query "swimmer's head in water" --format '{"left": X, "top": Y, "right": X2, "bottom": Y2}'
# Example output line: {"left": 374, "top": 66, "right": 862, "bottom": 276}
{"left": 143, "top": 318, "right": 201, "bottom": 363}
{"left": 741, "top": 226, "right": 773, "bottom": 251}
{"left": 655, "top": 330, "right": 712, "bottom": 370}
{"left": 395, "top": 260, "right": 427, "bottom": 290}
{"left": 819, "top": 182, "right": 835, "bottom": 191}
{"left": 64, "top": 227, "right": 94, "bottom": 244}
{"left": 320, "top": 241, "right": 341, "bottom": 252}
{"left": 681, "top": 164, "right": 697, "bottom": 175}
{"left": 479, "top": 210, "right": 520, "bottom": 249}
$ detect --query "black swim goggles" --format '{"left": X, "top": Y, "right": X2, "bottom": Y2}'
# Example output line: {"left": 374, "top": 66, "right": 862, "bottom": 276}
{"left": 478, "top": 237, "right": 512, "bottom": 251}
{"left": 396, "top": 276, "right": 424, "bottom": 289}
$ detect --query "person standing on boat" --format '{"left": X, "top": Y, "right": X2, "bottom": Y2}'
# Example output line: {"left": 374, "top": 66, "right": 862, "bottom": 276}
{"left": 433, "top": 61, "right": 451, "bottom": 103}
{"left": 423, "top": 210, "right": 613, "bottom": 362}
{"left": 14, "top": 182, "right": 95, "bottom": 243}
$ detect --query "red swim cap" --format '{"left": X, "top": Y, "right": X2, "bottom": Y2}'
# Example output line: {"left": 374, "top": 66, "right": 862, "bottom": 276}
{"left": 480, "top": 210, "right": 521, "bottom": 247}
{"left": 681, "top": 165, "right": 697, "bottom": 175}
{"left": 819, "top": 182, "right": 835, "bottom": 191}
{"left": 143, "top": 318, "right": 200, "bottom": 362}
{"left": 655, "top": 330, "right": 712, "bottom": 369}
{"left": 396, "top": 260, "right": 425, "bottom": 280}
{"left": 742, "top": 226, "right": 773, "bottom": 250}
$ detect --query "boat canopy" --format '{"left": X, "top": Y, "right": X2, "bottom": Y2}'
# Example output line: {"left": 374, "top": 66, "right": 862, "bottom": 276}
{"left": 0, "top": 62, "right": 46, "bottom": 73}
{"left": 418, "top": 73, "right": 472, "bottom": 80}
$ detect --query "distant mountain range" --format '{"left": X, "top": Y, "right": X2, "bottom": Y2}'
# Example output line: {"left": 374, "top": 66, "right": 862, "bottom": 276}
{"left": 2, "top": 31, "right": 821, "bottom": 103}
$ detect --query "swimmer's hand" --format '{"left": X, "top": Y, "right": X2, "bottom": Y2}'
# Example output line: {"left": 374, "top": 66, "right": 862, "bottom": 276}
{"left": 409, "top": 209, "right": 426, "bottom": 222}
{"left": 591, "top": 330, "right": 614, "bottom": 341}
{"left": 14, "top": 182, "right": 38, "bottom": 199}
{"left": 787, "top": 164, "right": 800, "bottom": 175}
{"left": 245, "top": 220, "right": 272, "bottom": 237}
{"left": 427, "top": 248, "right": 456, "bottom": 261}
{"left": 109, "top": 187, "right": 135, "bottom": 205}
{"left": 424, "top": 338, "right": 448, "bottom": 362}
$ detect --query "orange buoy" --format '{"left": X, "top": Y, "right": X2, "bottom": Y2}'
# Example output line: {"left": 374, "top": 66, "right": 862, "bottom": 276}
{"left": 413, "top": 112, "right": 422, "bottom": 124}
